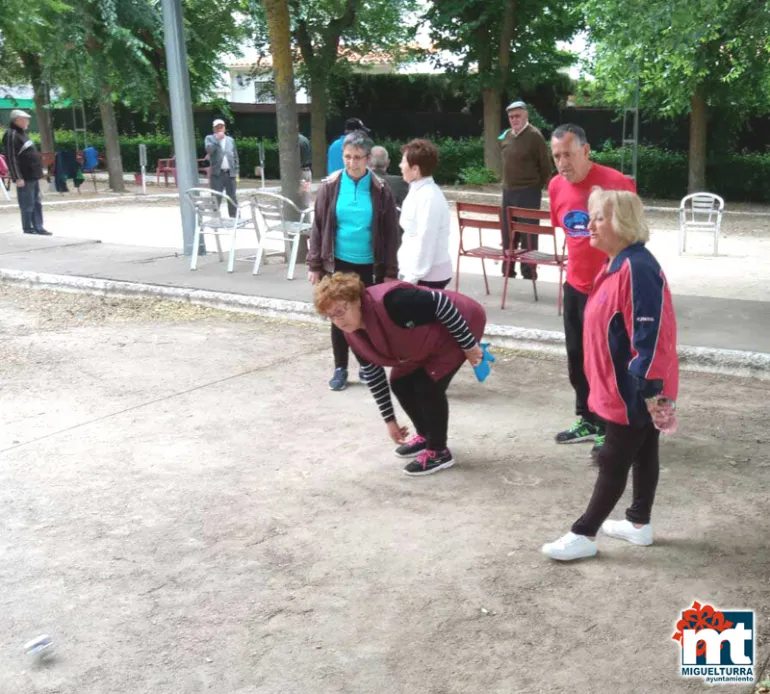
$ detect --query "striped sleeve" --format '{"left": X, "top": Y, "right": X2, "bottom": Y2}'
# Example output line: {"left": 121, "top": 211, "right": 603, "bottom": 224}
{"left": 382, "top": 287, "right": 477, "bottom": 350}
{"left": 360, "top": 363, "right": 395, "bottom": 422}
{"left": 433, "top": 291, "right": 476, "bottom": 350}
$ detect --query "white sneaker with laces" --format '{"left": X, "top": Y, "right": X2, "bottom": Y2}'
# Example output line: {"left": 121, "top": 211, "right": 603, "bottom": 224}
{"left": 601, "top": 519, "right": 653, "bottom": 546}
{"left": 541, "top": 532, "right": 597, "bottom": 561}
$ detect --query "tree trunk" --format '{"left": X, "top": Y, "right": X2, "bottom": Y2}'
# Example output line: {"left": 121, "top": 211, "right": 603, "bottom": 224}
{"left": 498, "top": 0, "right": 516, "bottom": 77}
{"left": 32, "top": 82, "right": 55, "bottom": 155}
{"left": 482, "top": 87, "right": 502, "bottom": 176}
{"left": 309, "top": 76, "right": 328, "bottom": 178}
{"left": 20, "top": 53, "right": 55, "bottom": 154}
{"left": 264, "top": 0, "right": 302, "bottom": 222}
{"left": 99, "top": 93, "right": 126, "bottom": 192}
{"left": 688, "top": 86, "right": 707, "bottom": 193}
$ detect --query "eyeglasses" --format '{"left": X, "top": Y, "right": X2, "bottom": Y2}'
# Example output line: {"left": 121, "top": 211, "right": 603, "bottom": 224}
{"left": 325, "top": 303, "right": 349, "bottom": 319}
{"left": 343, "top": 154, "right": 368, "bottom": 162}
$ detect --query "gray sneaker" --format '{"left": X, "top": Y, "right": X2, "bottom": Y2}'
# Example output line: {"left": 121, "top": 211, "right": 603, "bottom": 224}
{"left": 328, "top": 367, "right": 348, "bottom": 391}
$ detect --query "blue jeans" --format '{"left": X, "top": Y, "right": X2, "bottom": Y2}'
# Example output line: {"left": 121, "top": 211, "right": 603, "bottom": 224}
{"left": 18, "top": 179, "right": 44, "bottom": 233}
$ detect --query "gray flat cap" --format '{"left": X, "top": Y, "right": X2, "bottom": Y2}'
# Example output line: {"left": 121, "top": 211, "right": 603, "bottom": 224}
{"left": 10, "top": 109, "right": 32, "bottom": 121}
{"left": 505, "top": 101, "right": 527, "bottom": 111}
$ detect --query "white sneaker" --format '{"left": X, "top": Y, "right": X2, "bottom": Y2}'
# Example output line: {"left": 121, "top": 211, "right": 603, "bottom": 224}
{"left": 541, "top": 532, "right": 597, "bottom": 561}
{"left": 601, "top": 519, "right": 653, "bottom": 546}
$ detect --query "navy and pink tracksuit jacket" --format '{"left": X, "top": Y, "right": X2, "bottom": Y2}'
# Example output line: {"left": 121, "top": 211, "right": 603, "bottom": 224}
{"left": 584, "top": 242, "right": 679, "bottom": 426}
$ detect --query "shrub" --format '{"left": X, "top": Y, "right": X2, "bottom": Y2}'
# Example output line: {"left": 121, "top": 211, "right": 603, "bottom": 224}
{"left": 26, "top": 131, "right": 770, "bottom": 201}
{"left": 458, "top": 166, "right": 500, "bottom": 186}
{"left": 593, "top": 146, "right": 689, "bottom": 200}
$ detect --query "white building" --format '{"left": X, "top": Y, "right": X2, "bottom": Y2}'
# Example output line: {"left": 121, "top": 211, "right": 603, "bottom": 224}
{"left": 214, "top": 42, "right": 437, "bottom": 104}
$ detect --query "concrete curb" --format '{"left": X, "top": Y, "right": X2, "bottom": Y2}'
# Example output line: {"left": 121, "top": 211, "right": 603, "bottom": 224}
{"left": 2, "top": 268, "right": 769, "bottom": 380}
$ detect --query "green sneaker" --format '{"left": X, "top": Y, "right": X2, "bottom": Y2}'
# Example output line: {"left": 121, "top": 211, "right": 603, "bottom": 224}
{"left": 590, "top": 432, "right": 606, "bottom": 461}
{"left": 555, "top": 418, "right": 599, "bottom": 444}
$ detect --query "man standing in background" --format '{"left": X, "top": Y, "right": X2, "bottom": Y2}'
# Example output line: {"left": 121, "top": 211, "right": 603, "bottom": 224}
{"left": 327, "top": 118, "right": 369, "bottom": 175}
{"left": 499, "top": 101, "right": 551, "bottom": 279}
{"left": 298, "top": 132, "right": 312, "bottom": 208}
{"left": 371, "top": 145, "right": 408, "bottom": 207}
{"left": 205, "top": 118, "right": 239, "bottom": 217}
{"left": 2, "top": 109, "right": 51, "bottom": 236}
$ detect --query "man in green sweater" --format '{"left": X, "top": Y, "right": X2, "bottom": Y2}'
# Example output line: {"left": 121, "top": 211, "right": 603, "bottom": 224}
{"left": 498, "top": 101, "right": 552, "bottom": 279}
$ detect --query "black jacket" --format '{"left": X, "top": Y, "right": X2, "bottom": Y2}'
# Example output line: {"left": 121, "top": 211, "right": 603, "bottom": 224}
{"left": 372, "top": 168, "right": 409, "bottom": 208}
{"left": 2, "top": 123, "right": 43, "bottom": 182}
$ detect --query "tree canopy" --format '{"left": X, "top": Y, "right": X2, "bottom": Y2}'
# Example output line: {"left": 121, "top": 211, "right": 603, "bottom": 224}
{"left": 582, "top": 0, "right": 770, "bottom": 189}
{"left": 425, "top": 0, "right": 579, "bottom": 173}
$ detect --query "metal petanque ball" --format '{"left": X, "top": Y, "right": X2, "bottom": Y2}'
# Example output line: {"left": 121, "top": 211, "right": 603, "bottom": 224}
{"left": 24, "top": 635, "right": 55, "bottom": 663}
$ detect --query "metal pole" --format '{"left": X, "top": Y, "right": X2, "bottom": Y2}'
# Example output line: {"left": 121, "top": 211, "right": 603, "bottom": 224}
{"left": 161, "top": 0, "right": 199, "bottom": 255}
{"left": 631, "top": 77, "right": 640, "bottom": 182}
{"left": 72, "top": 104, "right": 79, "bottom": 152}
{"left": 259, "top": 140, "right": 265, "bottom": 188}
{"left": 139, "top": 144, "right": 148, "bottom": 195}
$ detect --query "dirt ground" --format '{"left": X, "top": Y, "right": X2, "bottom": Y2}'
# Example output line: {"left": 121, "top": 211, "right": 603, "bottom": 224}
{"left": 1, "top": 287, "right": 769, "bottom": 694}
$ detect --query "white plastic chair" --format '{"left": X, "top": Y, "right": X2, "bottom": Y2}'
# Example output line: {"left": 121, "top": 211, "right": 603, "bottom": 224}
{"left": 184, "top": 188, "right": 257, "bottom": 272}
{"left": 679, "top": 193, "right": 724, "bottom": 256}
{"left": 250, "top": 192, "right": 313, "bottom": 279}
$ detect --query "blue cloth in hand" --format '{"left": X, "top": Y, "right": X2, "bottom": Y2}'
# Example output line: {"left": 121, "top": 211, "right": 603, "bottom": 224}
{"left": 473, "top": 343, "right": 495, "bottom": 382}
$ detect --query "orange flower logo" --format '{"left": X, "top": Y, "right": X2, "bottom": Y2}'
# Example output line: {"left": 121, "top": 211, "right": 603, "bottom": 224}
{"left": 672, "top": 601, "right": 734, "bottom": 656}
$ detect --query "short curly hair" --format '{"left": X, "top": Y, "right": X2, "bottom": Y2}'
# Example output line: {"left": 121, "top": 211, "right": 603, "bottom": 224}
{"left": 313, "top": 272, "right": 366, "bottom": 315}
{"left": 401, "top": 138, "right": 439, "bottom": 177}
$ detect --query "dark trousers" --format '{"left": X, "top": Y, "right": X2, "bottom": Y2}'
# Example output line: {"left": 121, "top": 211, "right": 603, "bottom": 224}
{"left": 571, "top": 421, "right": 660, "bottom": 536}
{"left": 330, "top": 258, "right": 375, "bottom": 369}
{"left": 210, "top": 171, "right": 237, "bottom": 217}
{"left": 18, "top": 179, "right": 44, "bottom": 233}
{"left": 501, "top": 186, "right": 541, "bottom": 279}
{"left": 390, "top": 366, "right": 461, "bottom": 451}
{"left": 563, "top": 281, "right": 600, "bottom": 424}
{"left": 417, "top": 278, "right": 451, "bottom": 289}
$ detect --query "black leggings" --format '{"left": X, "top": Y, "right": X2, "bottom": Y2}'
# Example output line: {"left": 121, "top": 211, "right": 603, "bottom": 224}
{"left": 390, "top": 366, "right": 461, "bottom": 451}
{"left": 330, "top": 258, "right": 374, "bottom": 369}
{"left": 571, "top": 421, "right": 660, "bottom": 536}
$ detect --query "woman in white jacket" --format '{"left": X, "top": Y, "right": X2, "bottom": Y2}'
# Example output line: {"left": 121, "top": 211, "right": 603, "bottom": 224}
{"left": 397, "top": 139, "right": 453, "bottom": 289}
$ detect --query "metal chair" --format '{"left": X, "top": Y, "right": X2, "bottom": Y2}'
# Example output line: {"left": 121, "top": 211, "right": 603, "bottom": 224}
{"left": 250, "top": 191, "right": 313, "bottom": 279}
{"left": 506, "top": 206, "right": 567, "bottom": 315}
{"left": 184, "top": 187, "right": 257, "bottom": 272}
{"left": 455, "top": 202, "right": 511, "bottom": 306}
{"left": 679, "top": 193, "right": 724, "bottom": 255}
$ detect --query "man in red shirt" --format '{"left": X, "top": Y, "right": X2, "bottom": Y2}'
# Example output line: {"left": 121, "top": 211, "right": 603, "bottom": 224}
{"left": 548, "top": 124, "right": 636, "bottom": 456}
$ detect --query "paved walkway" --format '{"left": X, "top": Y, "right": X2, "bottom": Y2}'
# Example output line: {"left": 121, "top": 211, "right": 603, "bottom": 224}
{"left": 2, "top": 221, "right": 769, "bottom": 358}
{"left": 2, "top": 188, "right": 769, "bottom": 362}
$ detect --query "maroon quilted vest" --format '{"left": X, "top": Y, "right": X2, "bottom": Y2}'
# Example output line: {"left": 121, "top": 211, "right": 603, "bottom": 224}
{"left": 345, "top": 281, "right": 487, "bottom": 381}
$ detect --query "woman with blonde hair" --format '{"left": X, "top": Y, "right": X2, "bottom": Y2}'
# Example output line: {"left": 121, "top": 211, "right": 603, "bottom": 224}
{"left": 314, "top": 273, "right": 486, "bottom": 476}
{"left": 543, "top": 188, "right": 679, "bottom": 561}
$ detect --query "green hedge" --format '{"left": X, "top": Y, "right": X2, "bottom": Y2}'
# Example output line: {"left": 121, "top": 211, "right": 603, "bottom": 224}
{"left": 37, "top": 130, "right": 281, "bottom": 178}
{"left": 593, "top": 146, "right": 688, "bottom": 200}
{"left": 592, "top": 145, "right": 770, "bottom": 202}
{"left": 377, "top": 137, "right": 486, "bottom": 186}
{"left": 29, "top": 131, "right": 770, "bottom": 201}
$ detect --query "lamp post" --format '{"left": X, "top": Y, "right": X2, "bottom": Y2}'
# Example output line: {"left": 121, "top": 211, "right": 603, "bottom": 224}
{"left": 161, "top": 0, "right": 200, "bottom": 255}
